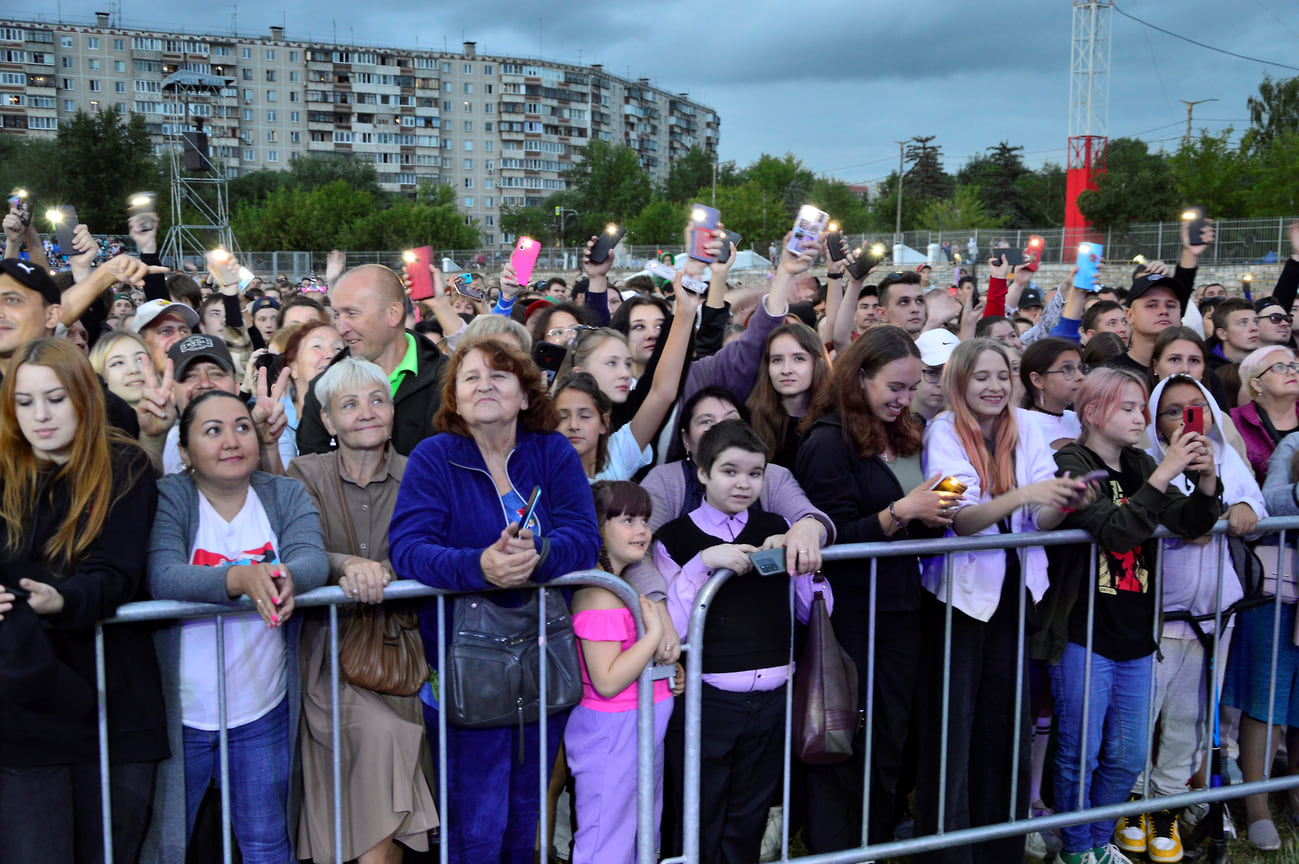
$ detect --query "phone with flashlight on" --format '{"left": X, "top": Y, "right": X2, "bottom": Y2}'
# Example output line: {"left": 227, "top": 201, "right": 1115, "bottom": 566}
{"left": 46, "top": 205, "right": 77, "bottom": 252}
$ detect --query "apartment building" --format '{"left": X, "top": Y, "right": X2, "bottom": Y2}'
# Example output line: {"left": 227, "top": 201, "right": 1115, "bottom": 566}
{"left": 0, "top": 14, "right": 720, "bottom": 248}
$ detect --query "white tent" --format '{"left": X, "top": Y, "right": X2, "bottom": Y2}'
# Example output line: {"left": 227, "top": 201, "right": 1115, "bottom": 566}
{"left": 892, "top": 244, "right": 928, "bottom": 264}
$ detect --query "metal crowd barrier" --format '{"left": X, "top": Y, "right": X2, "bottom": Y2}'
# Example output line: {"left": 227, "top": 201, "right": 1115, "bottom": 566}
{"left": 668, "top": 515, "right": 1299, "bottom": 864}
{"left": 92, "top": 570, "right": 669, "bottom": 864}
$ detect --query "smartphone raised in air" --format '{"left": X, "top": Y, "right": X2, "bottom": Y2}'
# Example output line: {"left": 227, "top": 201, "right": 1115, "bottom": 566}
{"left": 1183, "top": 405, "right": 1205, "bottom": 437}
{"left": 511, "top": 237, "right": 541, "bottom": 284}
{"left": 713, "top": 228, "right": 743, "bottom": 264}
{"left": 1073, "top": 242, "right": 1103, "bottom": 291}
{"left": 404, "top": 247, "right": 436, "bottom": 301}
{"left": 687, "top": 203, "right": 719, "bottom": 262}
{"left": 588, "top": 224, "right": 626, "bottom": 265}
{"left": 1182, "top": 207, "right": 1209, "bottom": 247}
{"left": 786, "top": 205, "right": 829, "bottom": 256}
{"left": 1023, "top": 235, "right": 1044, "bottom": 272}
{"left": 46, "top": 205, "right": 77, "bottom": 252}
{"left": 825, "top": 223, "right": 846, "bottom": 262}
{"left": 8, "top": 188, "right": 32, "bottom": 227}
{"left": 449, "top": 272, "right": 484, "bottom": 301}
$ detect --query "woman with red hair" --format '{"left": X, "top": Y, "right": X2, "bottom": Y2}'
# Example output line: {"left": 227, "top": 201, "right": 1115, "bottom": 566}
{"left": 914, "top": 337, "right": 1084, "bottom": 864}
{"left": 0, "top": 338, "right": 165, "bottom": 864}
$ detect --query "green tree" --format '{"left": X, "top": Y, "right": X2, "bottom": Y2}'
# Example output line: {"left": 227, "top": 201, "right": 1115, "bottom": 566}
{"left": 1244, "top": 74, "right": 1299, "bottom": 153}
{"left": 809, "top": 177, "right": 869, "bottom": 233}
{"left": 1017, "top": 163, "right": 1068, "bottom": 227}
{"left": 351, "top": 197, "right": 478, "bottom": 251}
{"left": 500, "top": 204, "right": 554, "bottom": 245}
{"left": 55, "top": 107, "right": 162, "bottom": 230}
{"left": 746, "top": 153, "right": 815, "bottom": 221}
{"left": 1167, "top": 129, "right": 1249, "bottom": 218}
{"left": 902, "top": 136, "right": 952, "bottom": 204}
{"left": 913, "top": 185, "right": 1007, "bottom": 232}
{"left": 1075, "top": 138, "right": 1179, "bottom": 229}
{"left": 707, "top": 180, "right": 787, "bottom": 251}
{"left": 228, "top": 154, "right": 385, "bottom": 206}
{"left": 562, "top": 140, "right": 652, "bottom": 235}
{"left": 957, "top": 142, "right": 1030, "bottom": 227}
{"left": 1242, "top": 130, "right": 1299, "bottom": 217}
{"left": 627, "top": 198, "right": 686, "bottom": 246}
{"left": 0, "top": 136, "right": 62, "bottom": 218}
{"left": 664, "top": 146, "right": 735, "bottom": 203}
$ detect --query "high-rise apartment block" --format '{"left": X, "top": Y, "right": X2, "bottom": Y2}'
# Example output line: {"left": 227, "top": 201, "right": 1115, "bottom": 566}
{"left": 0, "top": 14, "right": 720, "bottom": 248}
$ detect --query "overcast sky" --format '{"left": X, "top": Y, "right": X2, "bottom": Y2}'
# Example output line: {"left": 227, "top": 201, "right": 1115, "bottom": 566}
{"left": 39, "top": 0, "right": 1299, "bottom": 186}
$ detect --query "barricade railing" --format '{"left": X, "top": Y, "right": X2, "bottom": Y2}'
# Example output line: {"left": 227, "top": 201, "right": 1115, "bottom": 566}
{"left": 93, "top": 570, "right": 669, "bottom": 864}
{"left": 669, "top": 515, "right": 1299, "bottom": 864}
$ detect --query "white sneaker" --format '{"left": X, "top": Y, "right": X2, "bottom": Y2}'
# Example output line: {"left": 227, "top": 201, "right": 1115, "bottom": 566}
{"left": 1095, "top": 842, "right": 1137, "bottom": 864}
{"left": 1026, "top": 830, "right": 1048, "bottom": 861}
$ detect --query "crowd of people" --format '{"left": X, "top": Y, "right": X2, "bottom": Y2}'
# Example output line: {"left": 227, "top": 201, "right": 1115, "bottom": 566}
{"left": 3, "top": 192, "right": 1299, "bottom": 864}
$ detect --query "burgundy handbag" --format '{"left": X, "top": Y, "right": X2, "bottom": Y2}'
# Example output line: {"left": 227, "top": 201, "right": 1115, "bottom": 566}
{"left": 791, "top": 587, "right": 860, "bottom": 764}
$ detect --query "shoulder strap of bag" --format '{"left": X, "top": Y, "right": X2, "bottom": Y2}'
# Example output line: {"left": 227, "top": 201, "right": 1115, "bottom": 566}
{"left": 332, "top": 457, "right": 362, "bottom": 559}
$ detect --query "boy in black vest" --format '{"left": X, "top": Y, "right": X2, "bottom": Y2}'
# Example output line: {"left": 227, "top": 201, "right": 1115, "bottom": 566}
{"left": 655, "top": 420, "right": 832, "bottom": 864}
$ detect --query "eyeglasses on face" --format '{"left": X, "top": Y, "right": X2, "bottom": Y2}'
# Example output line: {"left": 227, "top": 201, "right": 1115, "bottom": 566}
{"left": 1256, "top": 313, "right": 1294, "bottom": 326}
{"left": 921, "top": 368, "right": 942, "bottom": 383}
{"left": 1042, "top": 363, "right": 1090, "bottom": 379}
{"left": 1256, "top": 361, "right": 1299, "bottom": 379}
{"left": 546, "top": 326, "right": 580, "bottom": 340}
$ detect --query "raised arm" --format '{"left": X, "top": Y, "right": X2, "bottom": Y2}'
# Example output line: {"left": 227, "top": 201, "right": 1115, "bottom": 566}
{"left": 626, "top": 270, "right": 702, "bottom": 450}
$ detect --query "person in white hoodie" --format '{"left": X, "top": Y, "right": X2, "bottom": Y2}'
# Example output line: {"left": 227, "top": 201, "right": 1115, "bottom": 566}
{"left": 914, "top": 337, "right": 1087, "bottom": 864}
{"left": 1112, "top": 373, "right": 1265, "bottom": 863}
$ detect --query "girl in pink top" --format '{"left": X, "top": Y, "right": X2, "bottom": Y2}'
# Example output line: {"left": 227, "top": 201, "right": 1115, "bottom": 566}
{"left": 565, "top": 481, "right": 677, "bottom": 864}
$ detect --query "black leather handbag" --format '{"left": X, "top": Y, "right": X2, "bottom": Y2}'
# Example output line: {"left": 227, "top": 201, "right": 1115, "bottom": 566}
{"left": 445, "top": 588, "right": 583, "bottom": 729}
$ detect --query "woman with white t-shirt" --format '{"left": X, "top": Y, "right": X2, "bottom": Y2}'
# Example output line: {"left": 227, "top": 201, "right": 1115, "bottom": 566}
{"left": 147, "top": 389, "right": 329, "bottom": 863}
{"left": 1018, "top": 337, "right": 1084, "bottom": 450}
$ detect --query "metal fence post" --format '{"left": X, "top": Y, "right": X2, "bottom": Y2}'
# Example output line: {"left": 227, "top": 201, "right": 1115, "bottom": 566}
{"left": 215, "top": 614, "right": 233, "bottom": 864}
{"left": 95, "top": 624, "right": 114, "bottom": 864}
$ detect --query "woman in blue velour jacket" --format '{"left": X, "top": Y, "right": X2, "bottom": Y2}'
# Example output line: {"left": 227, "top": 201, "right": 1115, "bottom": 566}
{"left": 389, "top": 338, "right": 601, "bottom": 864}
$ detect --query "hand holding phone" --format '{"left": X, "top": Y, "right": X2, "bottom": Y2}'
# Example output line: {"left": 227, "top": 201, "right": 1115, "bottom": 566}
{"left": 825, "top": 224, "right": 846, "bottom": 262}
{"left": 1182, "top": 207, "right": 1209, "bottom": 247}
{"left": 404, "top": 247, "right": 436, "bottom": 301}
{"left": 450, "top": 272, "right": 484, "bottom": 301}
{"left": 787, "top": 205, "right": 829, "bottom": 257}
{"left": 511, "top": 237, "right": 541, "bottom": 284}
{"left": 713, "top": 227, "right": 742, "bottom": 265}
{"left": 1073, "top": 243, "right": 1103, "bottom": 291}
{"left": 46, "top": 205, "right": 77, "bottom": 252}
{"left": 512, "top": 486, "right": 542, "bottom": 536}
{"left": 1023, "top": 235, "right": 1044, "bottom": 272}
{"left": 8, "top": 189, "right": 32, "bottom": 227}
{"left": 1183, "top": 405, "right": 1205, "bottom": 437}
{"left": 587, "top": 224, "right": 626, "bottom": 265}
{"left": 847, "top": 243, "right": 887, "bottom": 280}
{"left": 687, "top": 203, "right": 720, "bottom": 262}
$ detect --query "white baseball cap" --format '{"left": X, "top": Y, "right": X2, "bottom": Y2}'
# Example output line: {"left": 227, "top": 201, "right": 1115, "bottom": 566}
{"left": 915, "top": 329, "right": 960, "bottom": 368}
{"left": 131, "top": 299, "right": 199, "bottom": 333}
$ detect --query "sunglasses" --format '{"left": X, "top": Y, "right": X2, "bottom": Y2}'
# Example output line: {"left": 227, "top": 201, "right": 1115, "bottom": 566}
{"left": 1256, "top": 313, "right": 1294, "bottom": 326}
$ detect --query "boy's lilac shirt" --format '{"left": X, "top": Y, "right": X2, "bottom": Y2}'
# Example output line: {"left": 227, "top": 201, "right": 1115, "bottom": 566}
{"left": 655, "top": 500, "right": 833, "bottom": 693}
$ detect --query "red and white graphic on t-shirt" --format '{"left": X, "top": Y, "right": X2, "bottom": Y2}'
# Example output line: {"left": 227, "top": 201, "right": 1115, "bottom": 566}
{"left": 192, "top": 542, "right": 278, "bottom": 568}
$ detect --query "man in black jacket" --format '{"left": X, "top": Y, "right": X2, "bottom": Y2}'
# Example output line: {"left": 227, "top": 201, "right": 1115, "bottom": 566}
{"left": 297, "top": 264, "right": 447, "bottom": 456}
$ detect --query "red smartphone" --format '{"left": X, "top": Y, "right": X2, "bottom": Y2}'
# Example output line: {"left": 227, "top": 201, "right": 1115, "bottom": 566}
{"left": 1183, "top": 405, "right": 1205, "bottom": 436}
{"left": 687, "top": 203, "right": 720, "bottom": 262}
{"left": 511, "top": 237, "right": 541, "bottom": 284}
{"left": 405, "top": 247, "right": 435, "bottom": 301}
{"left": 1024, "top": 235, "right": 1044, "bottom": 272}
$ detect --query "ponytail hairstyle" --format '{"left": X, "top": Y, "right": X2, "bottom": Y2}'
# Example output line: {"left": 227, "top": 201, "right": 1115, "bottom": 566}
{"left": 590, "top": 480, "right": 653, "bottom": 576}
{"left": 0, "top": 338, "right": 140, "bottom": 566}
{"left": 942, "top": 338, "right": 1018, "bottom": 497}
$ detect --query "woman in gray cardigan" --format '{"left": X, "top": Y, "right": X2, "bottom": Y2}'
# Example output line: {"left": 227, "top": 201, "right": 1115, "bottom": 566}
{"left": 145, "top": 389, "right": 329, "bottom": 864}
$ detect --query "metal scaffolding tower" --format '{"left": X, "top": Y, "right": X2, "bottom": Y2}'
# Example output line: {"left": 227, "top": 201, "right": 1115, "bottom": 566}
{"left": 159, "top": 70, "right": 239, "bottom": 268}
{"left": 1065, "top": 0, "right": 1112, "bottom": 245}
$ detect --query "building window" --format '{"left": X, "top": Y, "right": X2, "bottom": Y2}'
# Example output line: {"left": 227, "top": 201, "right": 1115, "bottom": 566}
{"left": 61, "top": 36, "right": 72, "bottom": 47}
{"left": 87, "top": 37, "right": 98, "bottom": 49}
{"left": 87, "top": 59, "right": 100, "bottom": 70}
{"left": 289, "top": 51, "right": 298, "bottom": 61}
{"left": 464, "top": 196, "right": 473, "bottom": 207}
{"left": 484, "top": 65, "right": 493, "bottom": 75}
{"left": 114, "top": 81, "right": 126, "bottom": 92}
{"left": 441, "top": 62, "right": 451, "bottom": 73}
{"left": 244, "top": 149, "right": 255, "bottom": 161}
{"left": 484, "top": 103, "right": 494, "bottom": 115}
{"left": 243, "top": 108, "right": 253, "bottom": 120}
{"left": 463, "top": 83, "right": 473, "bottom": 94}
{"left": 267, "top": 150, "right": 279, "bottom": 162}
{"left": 442, "top": 100, "right": 452, "bottom": 111}
{"left": 289, "top": 71, "right": 299, "bottom": 82}
{"left": 289, "top": 92, "right": 299, "bottom": 102}
{"left": 442, "top": 81, "right": 452, "bottom": 93}
{"left": 266, "top": 49, "right": 276, "bottom": 60}
{"left": 464, "top": 140, "right": 473, "bottom": 151}
{"left": 290, "top": 111, "right": 299, "bottom": 122}
{"left": 61, "top": 57, "right": 72, "bottom": 69}
{"left": 484, "top": 140, "right": 494, "bottom": 151}
{"left": 60, "top": 78, "right": 74, "bottom": 90}
{"left": 290, "top": 131, "right": 300, "bottom": 143}
{"left": 463, "top": 177, "right": 473, "bottom": 188}
{"left": 114, "top": 60, "right": 125, "bottom": 72}
{"left": 464, "top": 158, "right": 473, "bottom": 170}
{"left": 485, "top": 178, "right": 494, "bottom": 189}
{"left": 267, "top": 130, "right": 277, "bottom": 142}
{"left": 114, "top": 39, "right": 124, "bottom": 50}
{"left": 464, "top": 63, "right": 473, "bottom": 74}
{"left": 266, "top": 70, "right": 276, "bottom": 82}
{"left": 242, "top": 48, "right": 252, "bottom": 59}
{"left": 486, "top": 214, "right": 494, "bottom": 225}
{"left": 463, "top": 121, "right": 472, "bottom": 132}
{"left": 88, "top": 80, "right": 101, "bottom": 92}
{"left": 267, "top": 90, "right": 277, "bottom": 102}
{"left": 266, "top": 110, "right": 276, "bottom": 121}
{"left": 242, "top": 68, "right": 253, "bottom": 80}
{"left": 485, "top": 122, "right": 493, "bottom": 132}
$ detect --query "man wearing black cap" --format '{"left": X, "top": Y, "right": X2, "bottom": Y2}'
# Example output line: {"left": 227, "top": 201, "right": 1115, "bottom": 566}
{"left": 1102, "top": 273, "right": 1190, "bottom": 377}
{"left": 1018, "top": 286, "right": 1045, "bottom": 325}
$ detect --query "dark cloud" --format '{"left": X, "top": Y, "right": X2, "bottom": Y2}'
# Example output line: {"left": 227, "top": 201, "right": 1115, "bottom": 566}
{"left": 46, "top": 0, "right": 1298, "bottom": 185}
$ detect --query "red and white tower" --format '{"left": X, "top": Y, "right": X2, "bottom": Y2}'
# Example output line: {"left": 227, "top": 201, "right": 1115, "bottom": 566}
{"left": 1066, "top": 0, "right": 1112, "bottom": 246}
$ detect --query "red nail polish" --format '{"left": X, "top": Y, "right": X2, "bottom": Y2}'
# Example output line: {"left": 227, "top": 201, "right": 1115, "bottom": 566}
{"left": 272, "top": 595, "right": 281, "bottom": 606}
{"left": 271, "top": 614, "right": 278, "bottom": 626}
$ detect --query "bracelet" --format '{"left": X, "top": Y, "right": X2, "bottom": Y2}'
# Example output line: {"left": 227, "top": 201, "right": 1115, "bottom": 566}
{"left": 888, "top": 501, "right": 908, "bottom": 529}
{"left": 826, "top": 272, "right": 842, "bottom": 280}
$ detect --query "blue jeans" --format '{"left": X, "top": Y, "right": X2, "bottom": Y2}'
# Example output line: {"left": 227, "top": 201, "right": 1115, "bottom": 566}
{"left": 183, "top": 698, "right": 293, "bottom": 864}
{"left": 1049, "top": 643, "right": 1153, "bottom": 854}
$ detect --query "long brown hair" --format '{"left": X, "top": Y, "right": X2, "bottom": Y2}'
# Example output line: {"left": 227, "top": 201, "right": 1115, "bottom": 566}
{"left": 0, "top": 339, "right": 139, "bottom": 566}
{"left": 746, "top": 323, "right": 831, "bottom": 460}
{"left": 943, "top": 339, "right": 1018, "bottom": 497}
{"left": 804, "top": 325, "right": 922, "bottom": 460}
